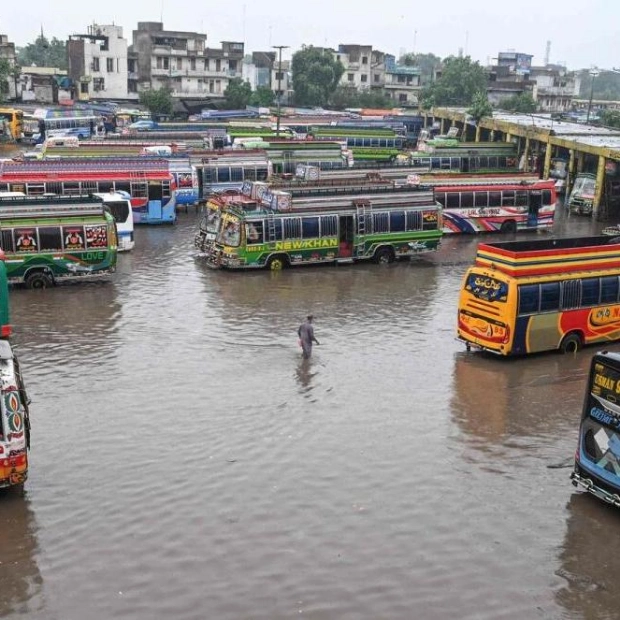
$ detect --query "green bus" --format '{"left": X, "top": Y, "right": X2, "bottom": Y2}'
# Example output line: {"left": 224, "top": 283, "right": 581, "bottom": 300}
{"left": 0, "top": 255, "right": 10, "bottom": 336}
{"left": 194, "top": 182, "right": 442, "bottom": 270}
{"left": 0, "top": 195, "right": 118, "bottom": 289}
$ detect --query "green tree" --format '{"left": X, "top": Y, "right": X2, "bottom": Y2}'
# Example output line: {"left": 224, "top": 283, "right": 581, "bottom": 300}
{"left": 467, "top": 91, "right": 493, "bottom": 122}
{"left": 17, "top": 35, "right": 67, "bottom": 69}
{"left": 249, "top": 85, "right": 275, "bottom": 107}
{"left": 291, "top": 46, "right": 344, "bottom": 107}
{"left": 224, "top": 78, "right": 252, "bottom": 109}
{"left": 500, "top": 93, "right": 537, "bottom": 113}
{"left": 399, "top": 52, "right": 442, "bottom": 86}
{"left": 139, "top": 86, "right": 173, "bottom": 118}
{"left": 600, "top": 109, "right": 620, "bottom": 129}
{"left": 0, "top": 59, "right": 10, "bottom": 102}
{"left": 419, "top": 55, "right": 488, "bottom": 108}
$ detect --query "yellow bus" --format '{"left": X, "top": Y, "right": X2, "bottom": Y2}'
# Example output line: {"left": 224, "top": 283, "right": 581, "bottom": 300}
{"left": 0, "top": 108, "right": 24, "bottom": 142}
{"left": 457, "top": 236, "right": 620, "bottom": 356}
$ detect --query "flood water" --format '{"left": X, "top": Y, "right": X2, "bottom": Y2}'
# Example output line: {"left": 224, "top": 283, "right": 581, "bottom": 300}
{"left": 2, "top": 207, "right": 620, "bottom": 620}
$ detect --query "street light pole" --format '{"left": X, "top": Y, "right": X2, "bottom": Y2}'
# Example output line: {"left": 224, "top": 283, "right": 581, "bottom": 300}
{"left": 586, "top": 68, "right": 600, "bottom": 124}
{"left": 272, "top": 45, "right": 289, "bottom": 137}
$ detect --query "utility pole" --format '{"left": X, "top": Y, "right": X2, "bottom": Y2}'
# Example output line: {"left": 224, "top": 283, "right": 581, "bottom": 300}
{"left": 272, "top": 45, "right": 289, "bottom": 137}
{"left": 586, "top": 68, "right": 600, "bottom": 124}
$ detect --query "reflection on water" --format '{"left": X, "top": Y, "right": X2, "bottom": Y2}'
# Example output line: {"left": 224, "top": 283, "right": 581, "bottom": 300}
{"left": 557, "top": 492, "right": 620, "bottom": 618}
{"left": 0, "top": 490, "right": 42, "bottom": 617}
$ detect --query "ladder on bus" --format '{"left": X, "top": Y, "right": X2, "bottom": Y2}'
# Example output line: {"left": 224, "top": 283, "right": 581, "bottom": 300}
{"left": 266, "top": 212, "right": 277, "bottom": 243}
{"left": 354, "top": 199, "right": 372, "bottom": 256}
{"left": 129, "top": 170, "right": 148, "bottom": 198}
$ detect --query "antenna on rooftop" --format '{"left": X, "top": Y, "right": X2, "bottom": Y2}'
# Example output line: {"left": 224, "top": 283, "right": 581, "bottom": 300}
{"left": 544, "top": 40, "right": 551, "bottom": 66}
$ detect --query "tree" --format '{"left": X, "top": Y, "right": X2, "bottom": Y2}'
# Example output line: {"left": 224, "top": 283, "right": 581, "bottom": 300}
{"left": 419, "top": 56, "right": 488, "bottom": 108}
{"left": 224, "top": 78, "right": 252, "bottom": 109}
{"left": 467, "top": 91, "right": 493, "bottom": 123}
{"left": 17, "top": 35, "right": 67, "bottom": 69}
{"left": 291, "top": 46, "right": 344, "bottom": 107}
{"left": 0, "top": 59, "right": 10, "bottom": 102}
{"left": 600, "top": 109, "right": 620, "bottom": 129}
{"left": 249, "top": 85, "right": 275, "bottom": 107}
{"left": 399, "top": 52, "right": 442, "bottom": 86}
{"left": 500, "top": 93, "right": 537, "bottom": 113}
{"left": 139, "top": 86, "right": 173, "bottom": 118}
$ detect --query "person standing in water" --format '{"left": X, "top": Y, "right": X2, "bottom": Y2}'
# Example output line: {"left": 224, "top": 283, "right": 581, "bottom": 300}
{"left": 298, "top": 315, "right": 320, "bottom": 359}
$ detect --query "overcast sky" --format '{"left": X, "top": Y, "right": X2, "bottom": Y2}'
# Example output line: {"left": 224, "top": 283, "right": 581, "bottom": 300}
{"left": 1, "top": 0, "right": 615, "bottom": 71}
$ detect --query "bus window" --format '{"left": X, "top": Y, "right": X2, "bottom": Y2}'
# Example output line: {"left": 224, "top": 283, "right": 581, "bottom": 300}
{"left": 601, "top": 276, "right": 620, "bottom": 303}
{"left": 502, "top": 191, "right": 515, "bottom": 206}
{"left": 516, "top": 191, "right": 528, "bottom": 207}
{"left": 231, "top": 167, "right": 244, "bottom": 182}
{"left": 256, "top": 167, "right": 269, "bottom": 181}
{"left": 301, "top": 217, "right": 319, "bottom": 239}
{"left": 489, "top": 191, "right": 501, "bottom": 206}
{"left": 406, "top": 211, "right": 422, "bottom": 231}
{"left": 373, "top": 212, "right": 389, "bottom": 233}
{"left": 283, "top": 218, "right": 301, "bottom": 239}
{"left": 581, "top": 278, "right": 601, "bottom": 306}
{"left": 149, "top": 182, "right": 163, "bottom": 201}
{"left": 461, "top": 192, "right": 474, "bottom": 208}
{"left": 540, "top": 282, "right": 560, "bottom": 312}
{"left": 217, "top": 167, "right": 230, "bottom": 183}
{"left": 518, "top": 284, "right": 539, "bottom": 314}
{"left": 38, "top": 227, "right": 63, "bottom": 251}
{"left": 1, "top": 230, "right": 14, "bottom": 252}
{"left": 446, "top": 193, "right": 460, "bottom": 209}
{"left": 474, "top": 192, "right": 488, "bottom": 208}
{"left": 390, "top": 211, "right": 405, "bottom": 232}
{"left": 246, "top": 221, "right": 263, "bottom": 244}
{"left": 320, "top": 215, "right": 337, "bottom": 237}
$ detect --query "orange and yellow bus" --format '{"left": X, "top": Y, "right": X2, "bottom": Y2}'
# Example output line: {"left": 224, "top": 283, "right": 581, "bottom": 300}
{"left": 0, "top": 108, "right": 24, "bottom": 142}
{"left": 457, "top": 236, "right": 620, "bottom": 356}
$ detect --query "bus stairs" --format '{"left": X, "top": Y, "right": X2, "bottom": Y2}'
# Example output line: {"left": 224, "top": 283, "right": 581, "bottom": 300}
{"left": 266, "top": 212, "right": 277, "bottom": 243}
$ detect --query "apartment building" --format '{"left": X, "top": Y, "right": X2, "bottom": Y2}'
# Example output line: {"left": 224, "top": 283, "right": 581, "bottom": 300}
{"left": 68, "top": 24, "right": 131, "bottom": 100}
{"left": 0, "top": 34, "right": 17, "bottom": 100}
{"left": 130, "top": 22, "right": 244, "bottom": 99}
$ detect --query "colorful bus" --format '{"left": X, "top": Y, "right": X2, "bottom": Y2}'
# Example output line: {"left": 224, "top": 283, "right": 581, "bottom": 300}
{"left": 571, "top": 351, "right": 620, "bottom": 507}
{"left": 0, "top": 158, "right": 176, "bottom": 225}
{"left": 93, "top": 191, "right": 135, "bottom": 251}
{"left": 0, "top": 108, "right": 24, "bottom": 142}
{"left": 567, "top": 173, "right": 596, "bottom": 215}
{"left": 457, "top": 236, "right": 620, "bottom": 356}
{"left": 193, "top": 154, "right": 273, "bottom": 200}
{"left": 0, "top": 195, "right": 117, "bottom": 288}
{"left": 432, "top": 178, "right": 557, "bottom": 234}
{"left": 0, "top": 339, "right": 31, "bottom": 489}
{"left": 194, "top": 180, "right": 442, "bottom": 270}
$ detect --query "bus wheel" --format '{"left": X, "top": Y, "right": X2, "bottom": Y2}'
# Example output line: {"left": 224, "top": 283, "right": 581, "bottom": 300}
{"left": 25, "top": 272, "right": 53, "bottom": 290}
{"left": 374, "top": 247, "right": 395, "bottom": 264}
{"left": 500, "top": 220, "right": 517, "bottom": 234}
{"left": 267, "top": 255, "right": 287, "bottom": 271}
{"left": 560, "top": 332, "right": 582, "bottom": 354}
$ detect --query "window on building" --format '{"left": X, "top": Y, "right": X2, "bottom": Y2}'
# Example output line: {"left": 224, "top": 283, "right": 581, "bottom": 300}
{"left": 128, "top": 80, "right": 138, "bottom": 93}
{"left": 374, "top": 74, "right": 380, "bottom": 82}
{"left": 204, "top": 59, "right": 208, "bottom": 70}
{"left": 348, "top": 73, "right": 354, "bottom": 82}
{"left": 93, "top": 78, "right": 105, "bottom": 92}
{"left": 398, "top": 75, "right": 406, "bottom": 83}
{"left": 215, "top": 80, "right": 221, "bottom": 93}
{"left": 361, "top": 74, "right": 368, "bottom": 83}
{"left": 128, "top": 59, "right": 136, "bottom": 73}
{"left": 362, "top": 56, "right": 368, "bottom": 65}
{"left": 229, "top": 60, "right": 237, "bottom": 71}
{"left": 177, "top": 58, "right": 182, "bottom": 70}
{"left": 398, "top": 93, "right": 408, "bottom": 103}
{"left": 215, "top": 59, "right": 221, "bottom": 72}
{"left": 106, "top": 58, "right": 114, "bottom": 72}
{"left": 156, "top": 57, "right": 162, "bottom": 69}
{"left": 80, "top": 82, "right": 89, "bottom": 94}
{"left": 275, "top": 71, "right": 283, "bottom": 80}
{"left": 92, "top": 57, "right": 100, "bottom": 72}
{"left": 190, "top": 57, "right": 196, "bottom": 71}
{"left": 209, "top": 80, "right": 215, "bottom": 93}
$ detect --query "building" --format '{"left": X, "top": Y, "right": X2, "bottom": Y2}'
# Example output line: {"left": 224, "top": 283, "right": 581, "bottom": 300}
{"left": 383, "top": 55, "right": 421, "bottom": 105}
{"left": 487, "top": 51, "right": 536, "bottom": 107}
{"left": 130, "top": 22, "right": 244, "bottom": 100}
{"left": 529, "top": 64, "right": 580, "bottom": 113}
{"left": 19, "top": 67, "right": 70, "bottom": 103}
{"left": 0, "top": 34, "right": 18, "bottom": 100}
{"left": 68, "top": 24, "right": 131, "bottom": 101}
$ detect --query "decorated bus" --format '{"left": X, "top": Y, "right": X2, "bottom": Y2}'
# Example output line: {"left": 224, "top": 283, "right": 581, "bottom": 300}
{"left": 457, "top": 236, "right": 620, "bottom": 356}
{"left": 0, "top": 195, "right": 117, "bottom": 289}
{"left": 0, "top": 158, "right": 176, "bottom": 224}
{"left": 194, "top": 180, "right": 443, "bottom": 270}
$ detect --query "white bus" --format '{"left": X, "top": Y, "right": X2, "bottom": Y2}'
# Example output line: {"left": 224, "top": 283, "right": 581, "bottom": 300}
{"left": 94, "top": 191, "right": 135, "bottom": 252}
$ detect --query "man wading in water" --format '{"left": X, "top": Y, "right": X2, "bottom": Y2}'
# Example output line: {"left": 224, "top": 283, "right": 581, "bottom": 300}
{"left": 298, "top": 315, "right": 320, "bottom": 359}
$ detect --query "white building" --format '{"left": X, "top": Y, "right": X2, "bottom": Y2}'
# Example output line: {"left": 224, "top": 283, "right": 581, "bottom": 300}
{"left": 68, "top": 24, "right": 130, "bottom": 101}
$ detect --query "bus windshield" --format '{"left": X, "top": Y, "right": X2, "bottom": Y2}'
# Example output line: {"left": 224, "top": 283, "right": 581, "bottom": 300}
{"left": 205, "top": 208, "right": 221, "bottom": 234}
{"left": 103, "top": 200, "right": 131, "bottom": 224}
{"left": 217, "top": 218, "right": 241, "bottom": 247}
{"left": 572, "top": 175, "right": 596, "bottom": 198}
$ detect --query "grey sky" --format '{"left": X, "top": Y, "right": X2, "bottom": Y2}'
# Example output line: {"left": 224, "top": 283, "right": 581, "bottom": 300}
{"left": 2, "top": 0, "right": 615, "bottom": 71}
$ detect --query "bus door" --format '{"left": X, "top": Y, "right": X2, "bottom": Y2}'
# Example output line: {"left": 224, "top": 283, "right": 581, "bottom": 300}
{"left": 339, "top": 215, "right": 354, "bottom": 257}
{"left": 527, "top": 190, "right": 542, "bottom": 227}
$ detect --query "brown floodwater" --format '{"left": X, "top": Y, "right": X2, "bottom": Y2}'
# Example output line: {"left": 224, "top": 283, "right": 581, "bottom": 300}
{"left": 1, "top": 206, "right": 620, "bottom": 620}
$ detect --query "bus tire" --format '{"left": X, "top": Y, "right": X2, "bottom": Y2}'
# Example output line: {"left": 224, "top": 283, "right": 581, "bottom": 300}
{"left": 266, "top": 255, "right": 288, "bottom": 271}
{"left": 500, "top": 220, "right": 517, "bottom": 234}
{"left": 25, "top": 271, "right": 53, "bottom": 290}
{"left": 560, "top": 332, "right": 582, "bottom": 354}
{"left": 374, "top": 246, "right": 395, "bottom": 264}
